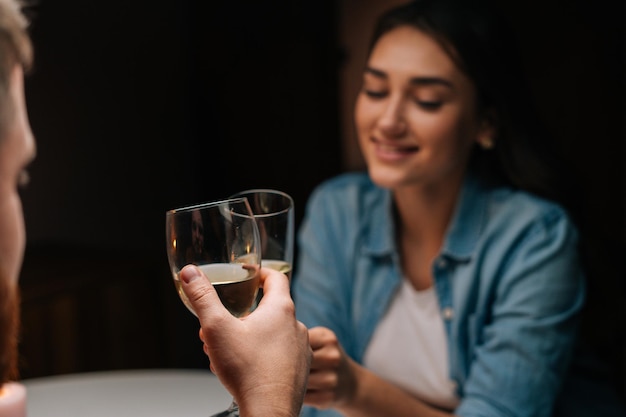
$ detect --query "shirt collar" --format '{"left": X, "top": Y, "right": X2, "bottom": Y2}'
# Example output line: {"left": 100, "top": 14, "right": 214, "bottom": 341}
{"left": 442, "top": 174, "right": 488, "bottom": 261}
{"left": 363, "top": 187, "right": 396, "bottom": 256}
{"left": 363, "top": 175, "right": 488, "bottom": 261}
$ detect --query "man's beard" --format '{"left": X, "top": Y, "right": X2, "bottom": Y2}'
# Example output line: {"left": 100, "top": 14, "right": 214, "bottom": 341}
{"left": 0, "top": 275, "right": 20, "bottom": 384}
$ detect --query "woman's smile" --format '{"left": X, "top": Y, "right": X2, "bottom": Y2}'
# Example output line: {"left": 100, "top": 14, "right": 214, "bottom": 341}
{"left": 371, "top": 137, "right": 420, "bottom": 162}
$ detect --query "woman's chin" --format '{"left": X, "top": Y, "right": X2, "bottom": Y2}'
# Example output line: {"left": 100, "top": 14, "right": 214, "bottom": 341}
{"left": 367, "top": 167, "right": 408, "bottom": 190}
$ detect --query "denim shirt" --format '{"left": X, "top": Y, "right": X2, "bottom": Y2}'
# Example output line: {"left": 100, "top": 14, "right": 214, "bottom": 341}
{"left": 292, "top": 172, "right": 585, "bottom": 417}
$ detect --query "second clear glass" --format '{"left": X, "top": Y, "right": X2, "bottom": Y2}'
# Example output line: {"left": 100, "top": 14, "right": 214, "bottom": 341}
{"left": 230, "top": 189, "right": 295, "bottom": 281}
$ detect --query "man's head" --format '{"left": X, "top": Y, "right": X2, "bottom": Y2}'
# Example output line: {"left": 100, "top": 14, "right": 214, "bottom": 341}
{"left": 0, "top": 0, "right": 34, "bottom": 386}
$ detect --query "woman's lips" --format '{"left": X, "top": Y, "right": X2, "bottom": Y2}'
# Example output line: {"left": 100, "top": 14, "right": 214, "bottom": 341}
{"left": 372, "top": 138, "right": 419, "bottom": 161}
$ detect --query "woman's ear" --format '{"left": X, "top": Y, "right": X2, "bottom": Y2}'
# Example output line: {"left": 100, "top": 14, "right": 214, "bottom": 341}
{"left": 476, "top": 109, "right": 497, "bottom": 150}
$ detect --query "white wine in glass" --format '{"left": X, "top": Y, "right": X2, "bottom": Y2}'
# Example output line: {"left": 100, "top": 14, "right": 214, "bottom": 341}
{"left": 172, "top": 262, "right": 260, "bottom": 318}
{"left": 166, "top": 197, "right": 262, "bottom": 417}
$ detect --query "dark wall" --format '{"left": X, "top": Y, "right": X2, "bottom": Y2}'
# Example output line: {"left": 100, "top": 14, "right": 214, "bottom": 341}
{"left": 18, "top": 0, "right": 341, "bottom": 377}
{"left": 22, "top": 0, "right": 341, "bottom": 252}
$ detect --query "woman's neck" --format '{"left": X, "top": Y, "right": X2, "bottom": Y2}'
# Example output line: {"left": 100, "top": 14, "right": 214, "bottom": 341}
{"left": 392, "top": 178, "right": 464, "bottom": 291}
{"left": 393, "top": 176, "right": 463, "bottom": 245}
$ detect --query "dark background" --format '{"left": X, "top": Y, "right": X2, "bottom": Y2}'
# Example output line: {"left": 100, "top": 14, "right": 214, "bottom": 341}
{"left": 16, "top": 0, "right": 624, "bottom": 402}
{"left": 18, "top": 0, "right": 342, "bottom": 377}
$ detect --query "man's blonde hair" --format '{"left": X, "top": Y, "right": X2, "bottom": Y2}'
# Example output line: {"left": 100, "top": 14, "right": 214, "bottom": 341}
{"left": 0, "top": 0, "right": 32, "bottom": 135}
{"left": 0, "top": 0, "right": 31, "bottom": 70}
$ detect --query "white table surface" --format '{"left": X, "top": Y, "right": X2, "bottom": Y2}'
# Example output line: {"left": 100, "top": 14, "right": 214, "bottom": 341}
{"left": 22, "top": 368, "right": 233, "bottom": 417}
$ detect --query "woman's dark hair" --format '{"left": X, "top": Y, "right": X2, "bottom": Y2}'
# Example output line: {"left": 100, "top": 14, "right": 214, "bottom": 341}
{"left": 369, "top": 0, "right": 576, "bottom": 213}
{"left": 371, "top": 1, "right": 626, "bottom": 400}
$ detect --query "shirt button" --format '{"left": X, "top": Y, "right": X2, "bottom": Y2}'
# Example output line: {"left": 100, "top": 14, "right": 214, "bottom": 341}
{"left": 442, "top": 307, "right": 454, "bottom": 320}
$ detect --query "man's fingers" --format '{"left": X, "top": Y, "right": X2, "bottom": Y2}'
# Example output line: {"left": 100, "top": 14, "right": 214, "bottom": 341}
{"left": 255, "top": 267, "right": 291, "bottom": 308}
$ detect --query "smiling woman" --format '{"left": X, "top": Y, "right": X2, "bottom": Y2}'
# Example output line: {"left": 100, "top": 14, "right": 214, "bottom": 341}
{"left": 355, "top": 25, "right": 487, "bottom": 200}
{"left": 292, "top": 0, "right": 624, "bottom": 416}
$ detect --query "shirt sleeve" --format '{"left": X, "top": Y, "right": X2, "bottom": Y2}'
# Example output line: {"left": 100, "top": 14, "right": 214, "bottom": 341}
{"left": 456, "top": 209, "right": 586, "bottom": 417}
{"left": 292, "top": 183, "right": 357, "bottom": 417}
{"left": 292, "top": 181, "right": 356, "bottom": 347}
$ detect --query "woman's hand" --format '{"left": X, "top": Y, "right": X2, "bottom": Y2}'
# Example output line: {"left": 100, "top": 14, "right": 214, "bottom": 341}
{"left": 304, "top": 326, "right": 361, "bottom": 409}
{"left": 304, "top": 326, "right": 453, "bottom": 417}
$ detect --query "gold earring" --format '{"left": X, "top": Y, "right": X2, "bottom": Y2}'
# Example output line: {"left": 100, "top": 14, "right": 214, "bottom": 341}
{"left": 478, "top": 137, "right": 494, "bottom": 150}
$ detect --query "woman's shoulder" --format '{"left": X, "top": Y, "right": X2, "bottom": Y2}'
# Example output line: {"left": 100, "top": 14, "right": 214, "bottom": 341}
{"left": 491, "top": 185, "right": 572, "bottom": 224}
{"left": 309, "top": 171, "right": 384, "bottom": 204}
{"left": 484, "top": 184, "right": 578, "bottom": 240}
{"left": 314, "top": 171, "right": 376, "bottom": 192}
{"left": 304, "top": 171, "right": 389, "bottom": 225}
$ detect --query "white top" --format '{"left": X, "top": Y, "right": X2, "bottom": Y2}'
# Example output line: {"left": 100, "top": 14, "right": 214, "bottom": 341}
{"left": 22, "top": 368, "right": 232, "bottom": 417}
{"left": 363, "top": 280, "right": 460, "bottom": 410}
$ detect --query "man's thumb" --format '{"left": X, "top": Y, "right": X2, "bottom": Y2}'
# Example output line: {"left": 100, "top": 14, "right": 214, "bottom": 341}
{"left": 179, "top": 265, "right": 221, "bottom": 318}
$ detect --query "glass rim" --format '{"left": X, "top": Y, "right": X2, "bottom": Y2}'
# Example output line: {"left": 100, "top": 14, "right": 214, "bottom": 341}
{"left": 229, "top": 189, "right": 294, "bottom": 218}
{"left": 166, "top": 196, "right": 250, "bottom": 215}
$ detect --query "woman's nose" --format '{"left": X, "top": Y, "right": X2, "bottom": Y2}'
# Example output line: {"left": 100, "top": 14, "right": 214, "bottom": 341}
{"left": 377, "top": 98, "right": 407, "bottom": 137}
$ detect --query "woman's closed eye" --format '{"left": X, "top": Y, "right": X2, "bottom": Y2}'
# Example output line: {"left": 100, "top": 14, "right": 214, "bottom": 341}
{"left": 362, "top": 86, "right": 444, "bottom": 111}
{"left": 415, "top": 99, "right": 443, "bottom": 110}
{"left": 363, "top": 89, "right": 387, "bottom": 99}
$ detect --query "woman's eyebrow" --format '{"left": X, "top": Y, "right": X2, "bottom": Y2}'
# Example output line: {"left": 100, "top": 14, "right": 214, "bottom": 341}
{"left": 410, "top": 77, "right": 452, "bottom": 88}
{"left": 364, "top": 66, "right": 453, "bottom": 88}
{"left": 364, "top": 66, "right": 387, "bottom": 79}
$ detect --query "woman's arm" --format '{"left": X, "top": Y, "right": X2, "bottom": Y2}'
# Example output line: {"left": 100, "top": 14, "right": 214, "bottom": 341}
{"left": 305, "top": 326, "right": 454, "bottom": 417}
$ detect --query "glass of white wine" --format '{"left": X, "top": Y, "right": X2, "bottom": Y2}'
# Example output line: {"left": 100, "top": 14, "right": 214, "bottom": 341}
{"left": 165, "top": 197, "right": 261, "bottom": 417}
{"left": 230, "top": 189, "right": 294, "bottom": 281}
